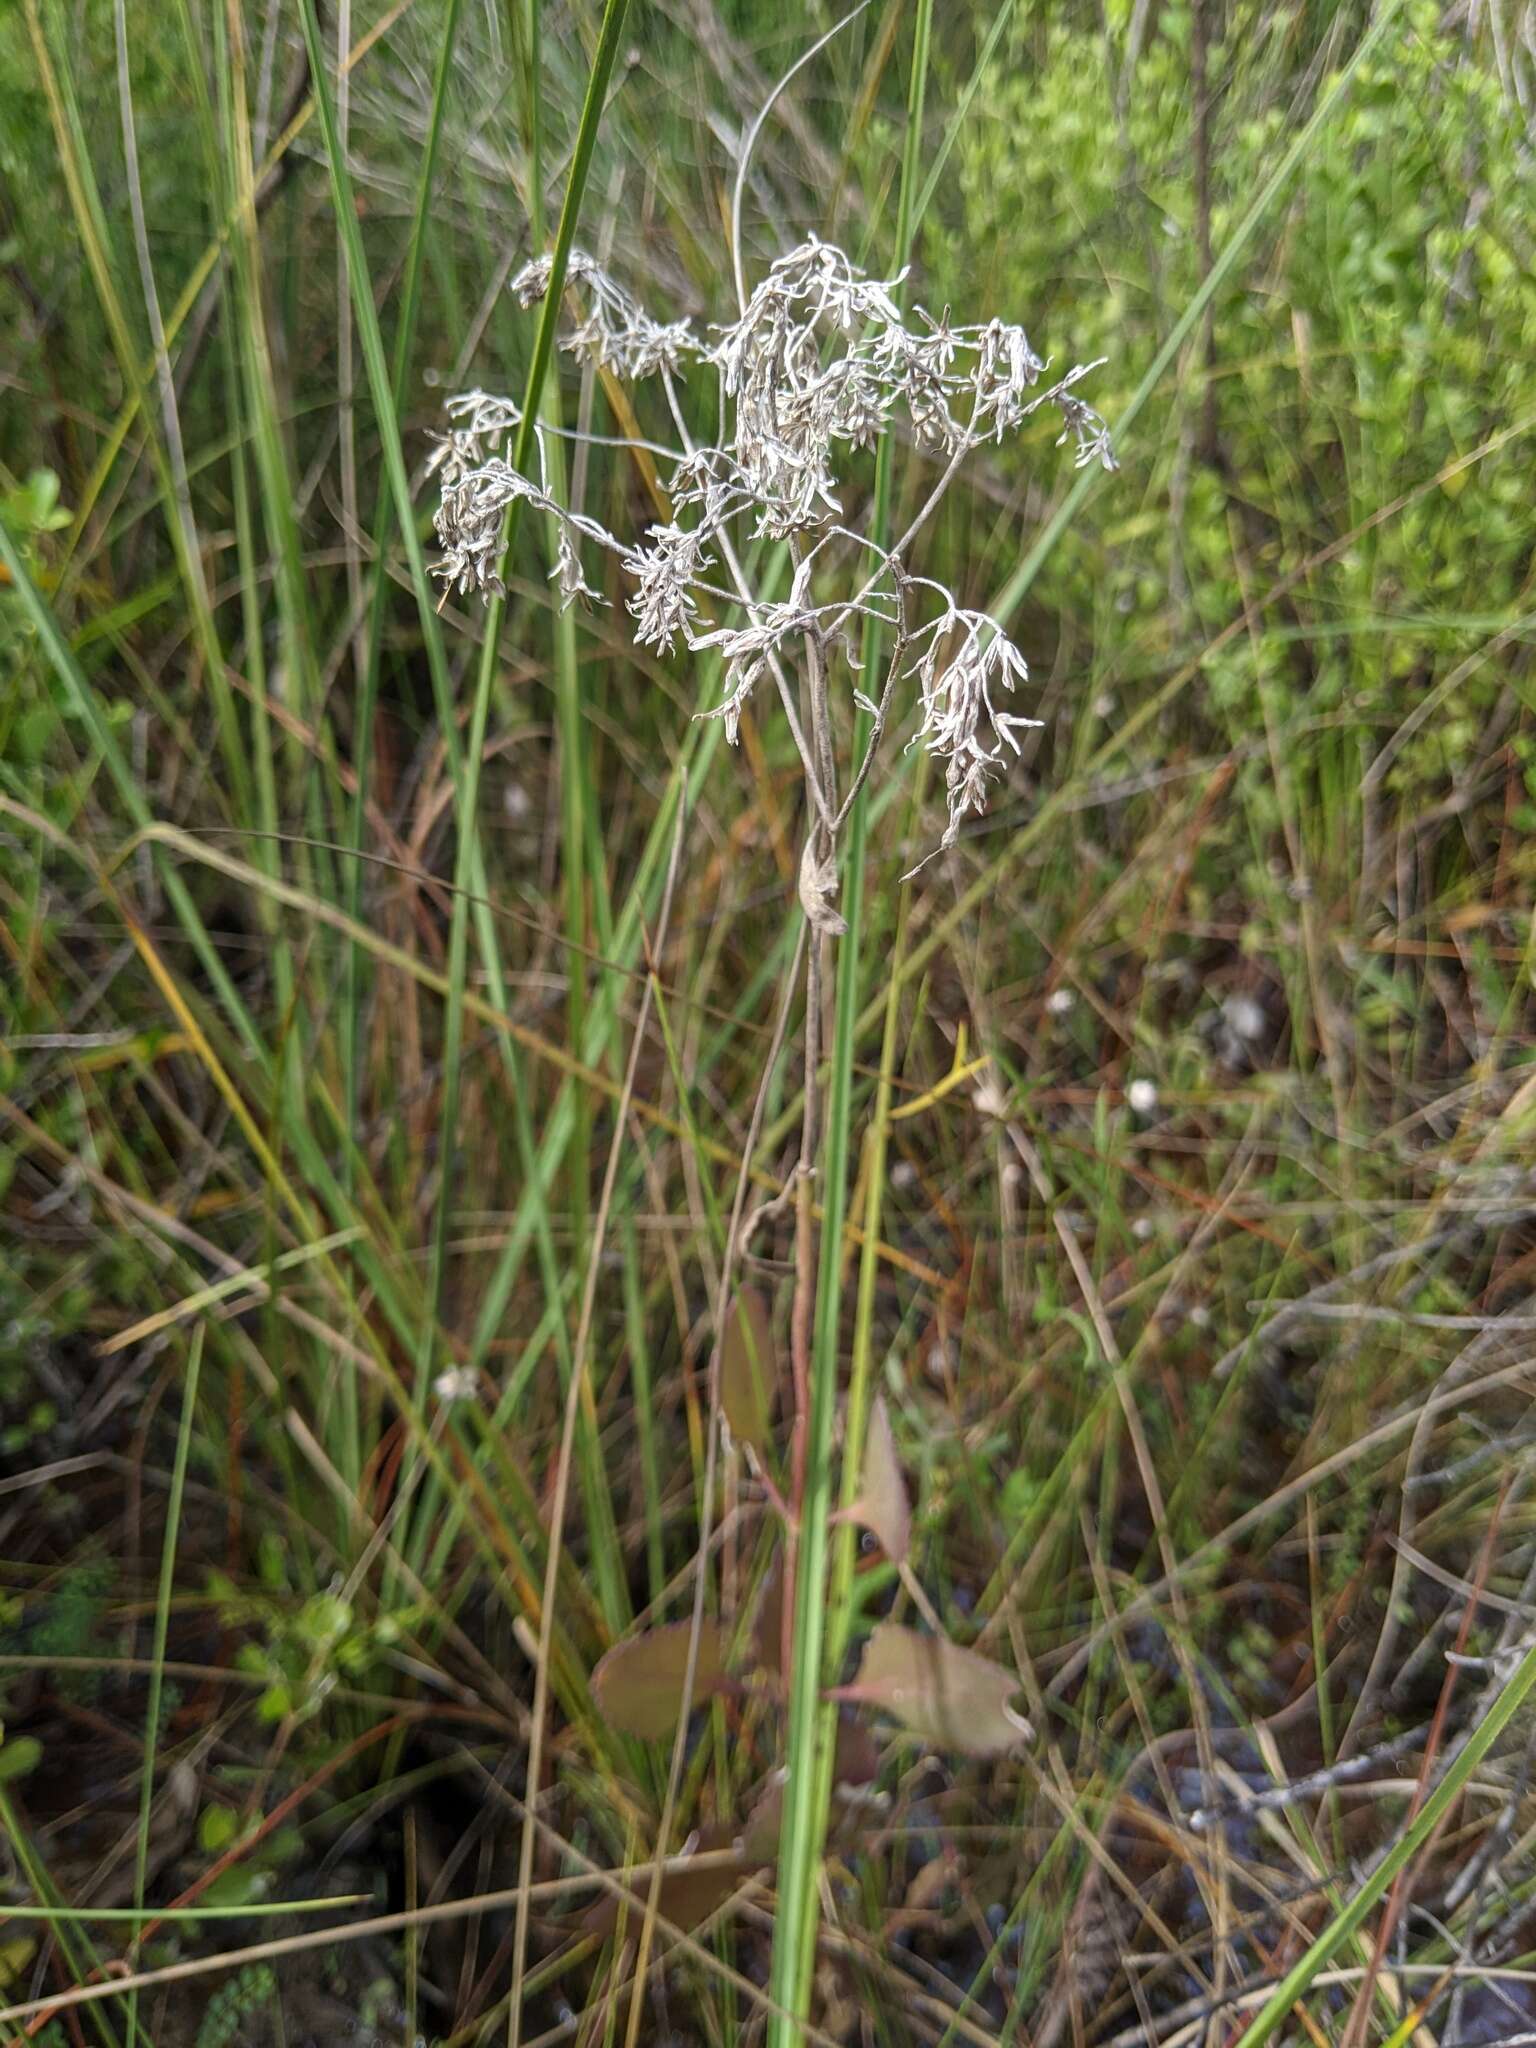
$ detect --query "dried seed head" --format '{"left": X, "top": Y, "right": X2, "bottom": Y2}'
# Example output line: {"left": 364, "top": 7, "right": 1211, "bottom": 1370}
{"left": 905, "top": 608, "right": 1043, "bottom": 861}
{"left": 549, "top": 525, "right": 603, "bottom": 611}
{"left": 433, "top": 230, "right": 1116, "bottom": 868}
{"left": 622, "top": 521, "right": 709, "bottom": 654}
{"left": 515, "top": 247, "right": 701, "bottom": 378}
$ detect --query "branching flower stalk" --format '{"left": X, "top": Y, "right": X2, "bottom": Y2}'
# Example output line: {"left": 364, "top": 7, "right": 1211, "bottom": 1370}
{"left": 433, "top": 224, "right": 1113, "bottom": 2015}
{"left": 432, "top": 236, "right": 1113, "bottom": 868}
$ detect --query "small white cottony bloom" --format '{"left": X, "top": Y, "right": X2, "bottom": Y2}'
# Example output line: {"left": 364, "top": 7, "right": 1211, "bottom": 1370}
{"left": 1127, "top": 1078, "right": 1159, "bottom": 1114}
{"left": 431, "top": 232, "right": 1115, "bottom": 872}
{"left": 972, "top": 1071, "right": 1010, "bottom": 1120}
{"left": 1046, "top": 988, "right": 1075, "bottom": 1016}
{"left": 433, "top": 1366, "right": 480, "bottom": 1405}
{"left": 1222, "top": 993, "right": 1266, "bottom": 1043}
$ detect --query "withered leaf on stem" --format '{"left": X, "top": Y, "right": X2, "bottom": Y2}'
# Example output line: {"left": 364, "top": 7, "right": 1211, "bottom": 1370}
{"left": 798, "top": 835, "right": 849, "bottom": 938}
{"left": 720, "top": 1285, "right": 780, "bottom": 1459}
{"left": 848, "top": 1393, "right": 911, "bottom": 1564}
{"left": 831, "top": 1712, "right": 882, "bottom": 1790}
{"left": 582, "top": 1825, "right": 756, "bottom": 1941}
{"left": 591, "top": 1620, "right": 735, "bottom": 1740}
{"left": 840, "top": 1622, "right": 1031, "bottom": 1757}
{"left": 738, "top": 1776, "right": 785, "bottom": 1865}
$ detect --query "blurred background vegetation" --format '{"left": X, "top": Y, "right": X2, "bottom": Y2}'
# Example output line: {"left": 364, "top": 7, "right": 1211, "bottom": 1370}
{"left": 3, "top": 0, "right": 1536, "bottom": 2042}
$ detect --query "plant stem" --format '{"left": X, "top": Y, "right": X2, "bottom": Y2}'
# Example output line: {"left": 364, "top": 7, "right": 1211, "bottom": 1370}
{"left": 768, "top": 6, "right": 933, "bottom": 2031}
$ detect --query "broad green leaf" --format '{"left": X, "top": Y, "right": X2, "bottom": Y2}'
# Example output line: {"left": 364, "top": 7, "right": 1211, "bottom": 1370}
{"left": 738, "top": 1779, "right": 784, "bottom": 1865}
{"left": 752, "top": 1562, "right": 787, "bottom": 1680}
{"left": 831, "top": 1714, "right": 882, "bottom": 1789}
{"left": 0, "top": 1937, "right": 37, "bottom": 1991}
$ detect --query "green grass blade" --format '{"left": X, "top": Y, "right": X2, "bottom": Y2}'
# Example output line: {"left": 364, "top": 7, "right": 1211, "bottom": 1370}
{"left": 126, "top": 1326, "right": 203, "bottom": 2043}
{"left": 341, "top": 0, "right": 466, "bottom": 1193}
{"left": 0, "top": 522, "right": 261, "bottom": 1057}
{"left": 421, "top": 0, "right": 635, "bottom": 1454}
{"left": 1233, "top": 1633, "right": 1536, "bottom": 2048}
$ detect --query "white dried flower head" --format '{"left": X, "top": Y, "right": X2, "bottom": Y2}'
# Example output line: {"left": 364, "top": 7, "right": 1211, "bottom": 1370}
{"left": 512, "top": 247, "right": 606, "bottom": 308}
{"left": 431, "top": 408, "right": 623, "bottom": 602}
{"left": 714, "top": 239, "right": 914, "bottom": 534}
{"left": 511, "top": 252, "right": 559, "bottom": 307}
{"left": 623, "top": 520, "right": 709, "bottom": 654}
{"left": 797, "top": 835, "right": 848, "bottom": 937}
{"left": 971, "top": 317, "right": 1045, "bottom": 438}
{"left": 433, "top": 1366, "right": 480, "bottom": 1404}
{"left": 515, "top": 246, "right": 701, "bottom": 379}
{"left": 689, "top": 605, "right": 799, "bottom": 741}
{"left": 434, "top": 458, "right": 540, "bottom": 596}
{"left": 549, "top": 525, "right": 603, "bottom": 611}
{"left": 1055, "top": 385, "right": 1118, "bottom": 472}
{"left": 1127, "top": 1078, "right": 1158, "bottom": 1114}
{"left": 433, "top": 226, "right": 1117, "bottom": 869}
{"left": 434, "top": 389, "right": 526, "bottom": 475}
{"left": 906, "top": 609, "right": 1042, "bottom": 861}
{"left": 871, "top": 321, "right": 965, "bottom": 453}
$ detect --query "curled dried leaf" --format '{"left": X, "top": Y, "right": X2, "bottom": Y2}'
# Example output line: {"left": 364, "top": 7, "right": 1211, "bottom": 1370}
{"left": 592, "top": 1621, "right": 734, "bottom": 1740}
{"left": 798, "top": 836, "right": 848, "bottom": 938}
{"left": 840, "top": 1622, "right": 1031, "bottom": 1758}
{"left": 848, "top": 1394, "right": 910, "bottom": 1565}
{"left": 720, "top": 1286, "right": 779, "bottom": 1459}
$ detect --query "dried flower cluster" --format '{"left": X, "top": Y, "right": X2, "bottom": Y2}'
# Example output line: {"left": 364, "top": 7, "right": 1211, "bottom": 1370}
{"left": 431, "top": 236, "right": 1115, "bottom": 864}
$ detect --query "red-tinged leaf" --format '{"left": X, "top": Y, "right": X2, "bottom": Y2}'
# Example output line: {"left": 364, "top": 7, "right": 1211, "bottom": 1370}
{"left": 591, "top": 1621, "right": 734, "bottom": 1740}
{"left": 840, "top": 1622, "right": 1031, "bottom": 1758}
{"left": 849, "top": 1394, "right": 910, "bottom": 1564}
{"left": 720, "top": 1287, "right": 779, "bottom": 1458}
{"left": 582, "top": 1826, "right": 753, "bottom": 1941}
